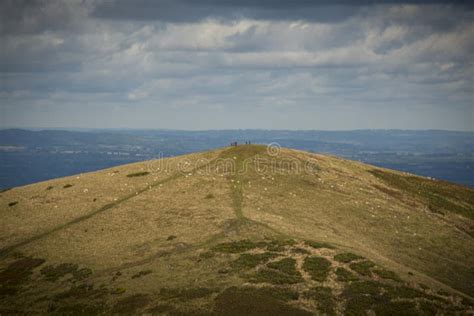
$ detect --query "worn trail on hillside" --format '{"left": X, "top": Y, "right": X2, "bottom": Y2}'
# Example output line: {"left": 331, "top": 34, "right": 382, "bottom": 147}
{"left": 101, "top": 148, "right": 288, "bottom": 273}
{"left": 0, "top": 158, "right": 219, "bottom": 258}
{"left": 223, "top": 147, "right": 287, "bottom": 237}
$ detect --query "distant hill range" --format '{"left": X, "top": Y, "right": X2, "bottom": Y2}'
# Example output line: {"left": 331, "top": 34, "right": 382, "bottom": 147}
{"left": 0, "top": 145, "right": 473, "bottom": 314}
{"left": 1, "top": 129, "right": 473, "bottom": 189}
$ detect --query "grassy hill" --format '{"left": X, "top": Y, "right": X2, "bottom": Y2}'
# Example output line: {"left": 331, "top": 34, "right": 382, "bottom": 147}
{"left": 1, "top": 145, "right": 473, "bottom": 315}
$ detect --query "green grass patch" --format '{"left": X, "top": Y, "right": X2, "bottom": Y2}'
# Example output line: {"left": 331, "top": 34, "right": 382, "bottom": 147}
{"left": 41, "top": 263, "right": 92, "bottom": 282}
{"left": 147, "top": 304, "right": 174, "bottom": 314}
{"left": 334, "top": 252, "right": 364, "bottom": 263}
{"left": 335, "top": 267, "right": 359, "bottom": 282}
{"left": 344, "top": 280, "right": 384, "bottom": 296}
{"left": 373, "top": 268, "right": 402, "bottom": 282}
{"left": 159, "top": 287, "right": 217, "bottom": 300}
{"left": 291, "top": 247, "right": 310, "bottom": 255}
{"left": 267, "top": 258, "right": 299, "bottom": 275}
{"left": 302, "top": 256, "right": 331, "bottom": 282}
{"left": 54, "top": 303, "right": 105, "bottom": 315}
{"left": 349, "top": 260, "right": 375, "bottom": 276}
{"left": 305, "top": 240, "right": 335, "bottom": 249}
{"left": 373, "top": 300, "right": 418, "bottom": 315}
{"left": 110, "top": 287, "right": 126, "bottom": 295}
{"left": 212, "top": 240, "right": 266, "bottom": 253}
{"left": 56, "top": 284, "right": 107, "bottom": 300}
{"left": 126, "top": 171, "right": 150, "bottom": 178}
{"left": 249, "top": 268, "right": 303, "bottom": 285}
{"left": 112, "top": 294, "right": 150, "bottom": 314}
{"left": 385, "top": 285, "right": 425, "bottom": 299}
{"left": 0, "top": 257, "right": 45, "bottom": 297}
{"left": 231, "top": 252, "right": 277, "bottom": 269}
{"left": 213, "top": 286, "right": 312, "bottom": 316}
{"left": 199, "top": 251, "right": 214, "bottom": 259}
{"left": 369, "top": 169, "right": 474, "bottom": 220}
{"left": 343, "top": 281, "right": 389, "bottom": 315}
{"left": 131, "top": 270, "right": 152, "bottom": 279}
{"left": 304, "top": 287, "right": 335, "bottom": 315}
{"left": 264, "top": 239, "right": 296, "bottom": 252}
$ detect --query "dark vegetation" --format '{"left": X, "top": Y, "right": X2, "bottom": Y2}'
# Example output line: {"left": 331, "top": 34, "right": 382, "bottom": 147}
{"left": 349, "top": 260, "right": 376, "bottom": 277}
{"left": 0, "top": 238, "right": 471, "bottom": 314}
{"left": 304, "top": 240, "right": 335, "bottom": 249}
{"left": 304, "top": 287, "right": 335, "bottom": 315}
{"left": 131, "top": 270, "right": 152, "bottom": 279}
{"left": 159, "top": 287, "right": 217, "bottom": 301}
{"left": 126, "top": 171, "right": 150, "bottom": 178}
{"left": 213, "top": 286, "right": 311, "bottom": 316}
{"left": 40, "top": 263, "right": 92, "bottom": 282}
{"left": 231, "top": 253, "right": 277, "bottom": 269}
{"left": 8, "top": 201, "right": 18, "bottom": 207}
{"left": 267, "top": 258, "right": 299, "bottom": 276}
{"left": 373, "top": 268, "right": 402, "bottom": 282}
{"left": 63, "top": 184, "right": 73, "bottom": 188}
{"left": 335, "top": 267, "right": 359, "bottom": 282}
{"left": 333, "top": 252, "right": 364, "bottom": 263}
{"left": 112, "top": 294, "right": 150, "bottom": 314}
{"left": 249, "top": 268, "right": 303, "bottom": 285}
{"left": 302, "top": 256, "right": 332, "bottom": 282}
{"left": 0, "top": 257, "right": 45, "bottom": 296}
{"left": 370, "top": 169, "right": 474, "bottom": 220}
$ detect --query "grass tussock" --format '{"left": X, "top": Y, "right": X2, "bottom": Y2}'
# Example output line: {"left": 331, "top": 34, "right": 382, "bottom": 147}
{"left": 304, "top": 287, "right": 335, "bottom": 315}
{"left": 54, "top": 303, "right": 105, "bottom": 315}
{"left": 373, "top": 268, "right": 402, "bottom": 282}
{"left": 249, "top": 268, "right": 303, "bottom": 285}
{"left": 0, "top": 257, "right": 45, "bottom": 296}
{"left": 302, "top": 256, "right": 332, "bottom": 282}
{"left": 267, "top": 258, "right": 299, "bottom": 276}
{"left": 349, "top": 260, "right": 375, "bottom": 276}
{"left": 8, "top": 201, "right": 18, "bottom": 207}
{"left": 56, "top": 284, "right": 107, "bottom": 300}
{"left": 333, "top": 252, "right": 364, "bottom": 263}
{"left": 304, "top": 240, "right": 335, "bottom": 249}
{"left": 131, "top": 270, "right": 152, "bottom": 279}
{"left": 112, "top": 294, "right": 150, "bottom": 314}
{"left": 231, "top": 252, "right": 277, "bottom": 269}
{"left": 335, "top": 267, "right": 359, "bottom": 282}
{"left": 213, "top": 286, "right": 311, "bottom": 316}
{"left": 212, "top": 240, "right": 265, "bottom": 253}
{"left": 40, "top": 263, "right": 92, "bottom": 282}
{"left": 126, "top": 171, "right": 150, "bottom": 178}
{"left": 159, "top": 287, "right": 217, "bottom": 301}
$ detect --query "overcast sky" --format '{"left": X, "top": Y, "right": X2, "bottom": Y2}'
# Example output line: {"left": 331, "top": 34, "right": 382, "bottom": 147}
{"left": 0, "top": 0, "right": 473, "bottom": 130}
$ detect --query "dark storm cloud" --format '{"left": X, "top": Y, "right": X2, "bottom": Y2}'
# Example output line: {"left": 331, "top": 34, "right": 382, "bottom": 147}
{"left": 0, "top": 0, "right": 92, "bottom": 35}
{"left": 92, "top": 0, "right": 473, "bottom": 23}
{"left": 0, "top": 0, "right": 473, "bottom": 130}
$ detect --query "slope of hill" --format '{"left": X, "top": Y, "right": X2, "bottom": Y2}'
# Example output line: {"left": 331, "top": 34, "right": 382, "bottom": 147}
{"left": 1, "top": 145, "right": 473, "bottom": 315}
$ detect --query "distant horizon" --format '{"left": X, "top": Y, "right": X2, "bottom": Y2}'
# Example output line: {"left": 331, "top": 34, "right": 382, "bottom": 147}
{"left": 1, "top": 127, "right": 473, "bottom": 133}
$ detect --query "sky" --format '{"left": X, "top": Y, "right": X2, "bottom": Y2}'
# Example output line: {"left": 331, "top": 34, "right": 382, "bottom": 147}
{"left": 0, "top": 0, "right": 473, "bottom": 131}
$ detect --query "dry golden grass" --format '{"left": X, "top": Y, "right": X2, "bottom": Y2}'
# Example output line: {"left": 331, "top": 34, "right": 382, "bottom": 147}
{"left": 0, "top": 145, "right": 473, "bottom": 314}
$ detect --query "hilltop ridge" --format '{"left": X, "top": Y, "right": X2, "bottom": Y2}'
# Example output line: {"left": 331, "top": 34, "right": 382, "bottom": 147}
{"left": 1, "top": 145, "right": 473, "bottom": 314}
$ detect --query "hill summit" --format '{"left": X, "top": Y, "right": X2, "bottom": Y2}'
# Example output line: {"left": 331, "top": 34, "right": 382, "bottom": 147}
{"left": 1, "top": 145, "right": 473, "bottom": 314}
